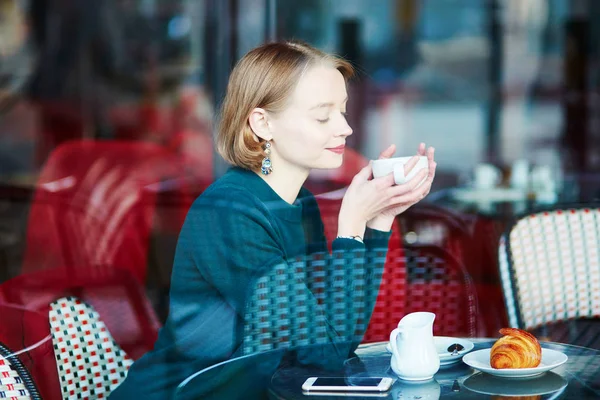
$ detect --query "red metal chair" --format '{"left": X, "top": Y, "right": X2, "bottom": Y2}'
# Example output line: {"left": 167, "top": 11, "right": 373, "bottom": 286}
{"left": 0, "top": 266, "right": 161, "bottom": 399}
{"left": 21, "top": 139, "right": 194, "bottom": 283}
{"left": 0, "top": 267, "right": 161, "bottom": 360}
{"left": 315, "top": 195, "right": 479, "bottom": 342}
{"left": 363, "top": 245, "right": 479, "bottom": 343}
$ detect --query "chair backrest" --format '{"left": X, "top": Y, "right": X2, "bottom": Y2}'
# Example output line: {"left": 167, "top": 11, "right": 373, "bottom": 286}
{"left": 242, "top": 250, "right": 382, "bottom": 355}
{"left": 363, "top": 245, "right": 478, "bottom": 342}
{"left": 396, "top": 203, "right": 473, "bottom": 265}
{"left": 22, "top": 139, "right": 192, "bottom": 283}
{"left": 499, "top": 205, "right": 600, "bottom": 330}
{"left": 314, "top": 196, "right": 478, "bottom": 342}
{"left": 49, "top": 296, "right": 134, "bottom": 399}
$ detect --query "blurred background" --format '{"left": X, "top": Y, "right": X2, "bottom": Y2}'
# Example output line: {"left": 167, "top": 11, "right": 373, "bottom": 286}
{"left": 1, "top": 0, "right": 600, "bottom": 381}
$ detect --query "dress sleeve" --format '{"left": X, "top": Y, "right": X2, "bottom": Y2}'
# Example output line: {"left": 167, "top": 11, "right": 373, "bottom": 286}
{"left": 169, "top": 189, "right": 392, "bottom": 373}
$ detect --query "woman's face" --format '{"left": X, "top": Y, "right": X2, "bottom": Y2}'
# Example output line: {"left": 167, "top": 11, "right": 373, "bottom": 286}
{"left": 268, "top": 65, "right": 353, "bottom": 173}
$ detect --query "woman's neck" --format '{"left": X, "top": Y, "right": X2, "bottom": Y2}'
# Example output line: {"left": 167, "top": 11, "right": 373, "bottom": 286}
{"left": 256, "top": 163, "right": 309, "bottom": 205}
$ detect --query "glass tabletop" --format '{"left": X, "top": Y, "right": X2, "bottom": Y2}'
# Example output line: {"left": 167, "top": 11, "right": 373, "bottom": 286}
{"left": 174, "top": 339, "right": 599, "bottom": 399}
{"left": 268, "top": 340, "right": 600, "bottom": 400}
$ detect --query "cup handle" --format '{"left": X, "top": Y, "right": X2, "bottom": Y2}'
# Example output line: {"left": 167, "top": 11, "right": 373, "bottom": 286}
{"left": 389, "top": 327, "right": 403, "bottom": 358}
{"left": 393, "top": 164, "right": 406, "bottom": 185}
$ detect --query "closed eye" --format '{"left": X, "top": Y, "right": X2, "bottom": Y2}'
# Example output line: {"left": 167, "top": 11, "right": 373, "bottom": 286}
{"left": 317, "top": 118, "right": 330, "bottom": 124}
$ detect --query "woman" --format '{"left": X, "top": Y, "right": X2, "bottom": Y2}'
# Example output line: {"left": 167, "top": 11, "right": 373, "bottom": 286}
{"left": 111, "top": 41, "right": 436, "bottom": 399}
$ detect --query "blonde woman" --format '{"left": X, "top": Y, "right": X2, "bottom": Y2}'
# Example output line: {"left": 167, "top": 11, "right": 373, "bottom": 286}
{"left": 111, "top": 41, "right": 435, "bottom": 399}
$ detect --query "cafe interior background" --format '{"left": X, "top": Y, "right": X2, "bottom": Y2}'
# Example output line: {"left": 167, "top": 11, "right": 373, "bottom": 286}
{"left": 1, "top": 0, "right": 599, "bottom": 398}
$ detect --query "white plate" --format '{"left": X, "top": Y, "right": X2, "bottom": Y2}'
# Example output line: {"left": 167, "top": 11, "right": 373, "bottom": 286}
{"left": 385, "top": 337, "right": 474, "bottom": 366}
{"left": 462, "top": 348, "right": 568, "bottom": 378}
{"left": 463, "top": 371, "right": 568, "bottom": 396}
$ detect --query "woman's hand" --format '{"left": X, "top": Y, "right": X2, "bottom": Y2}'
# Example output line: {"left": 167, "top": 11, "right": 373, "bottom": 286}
{"left": 366, "top": 143, "right": 437, "bottom": 232}
{"left": 337, "top": 143, "right": 436, "bottom": 237}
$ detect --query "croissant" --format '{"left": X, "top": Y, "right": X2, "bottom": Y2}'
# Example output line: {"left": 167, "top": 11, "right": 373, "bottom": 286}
{"left": 490, "top": 328, "right": 541, "bottom": 369}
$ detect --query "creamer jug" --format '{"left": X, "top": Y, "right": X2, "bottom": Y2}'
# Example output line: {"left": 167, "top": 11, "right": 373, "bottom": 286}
{"left": 389, "top": 312, "right": 440, "bottom": 380}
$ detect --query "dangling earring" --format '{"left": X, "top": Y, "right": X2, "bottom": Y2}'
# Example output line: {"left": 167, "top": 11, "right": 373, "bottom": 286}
{"left": 261, "top": 141, "right": 273, "bottom": 175}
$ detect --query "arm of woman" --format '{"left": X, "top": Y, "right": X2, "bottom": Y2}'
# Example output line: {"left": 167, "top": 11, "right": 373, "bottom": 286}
{"left": 170, "top": 188, "right": 389, "bottom": 371}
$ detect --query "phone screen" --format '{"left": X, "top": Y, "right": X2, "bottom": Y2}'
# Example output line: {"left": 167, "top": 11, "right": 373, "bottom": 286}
{"left": 312, "top": 377, "right": 383, "bottom": 387}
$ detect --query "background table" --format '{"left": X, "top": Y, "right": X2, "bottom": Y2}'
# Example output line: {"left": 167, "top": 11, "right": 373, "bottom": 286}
{"left": 269, "top": 340, "right": 600, "bottom": 399}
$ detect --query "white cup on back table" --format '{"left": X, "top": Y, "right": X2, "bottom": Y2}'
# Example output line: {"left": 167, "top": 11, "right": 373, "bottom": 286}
{"left": 473, "top": 163, "right": 501, "bottom": 189}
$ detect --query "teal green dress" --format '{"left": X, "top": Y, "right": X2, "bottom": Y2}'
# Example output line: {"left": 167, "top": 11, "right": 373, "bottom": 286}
{"left": 110, "top": 167, "right": 391, "bottom": 399}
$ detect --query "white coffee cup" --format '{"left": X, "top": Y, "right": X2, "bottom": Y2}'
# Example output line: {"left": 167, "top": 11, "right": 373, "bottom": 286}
{"left": 473, "top": 163, "right": 501, "bottom": 189}
{"left": 372, "top": 156, "right": 429, "bottom": 186}
{"left": 510, "top": 159, "right": 530, "bottom": 189}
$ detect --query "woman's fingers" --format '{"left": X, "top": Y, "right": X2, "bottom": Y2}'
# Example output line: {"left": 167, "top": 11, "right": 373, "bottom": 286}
{"left": 353, "top": 161, "right": 373, "bottom": 182}
{"left": 387, "top": 179, "right": 432, "bottom": 207}
{"left": 371, "top": 171, "right": 396, "bottom": 190}
{"left": 403, "top": 155, "right": 420, "bottom": 175}
{"left": 418, "top": 142, "right": 426, "bottom": 156}
{"left": 378, "top": 144, "right": 396, "bottom": 160}
{"left": 387, "top": 168, "right": 428, "bottom": 197}
{"left": 427, "top": 146, "right": 435, "bottom": 161}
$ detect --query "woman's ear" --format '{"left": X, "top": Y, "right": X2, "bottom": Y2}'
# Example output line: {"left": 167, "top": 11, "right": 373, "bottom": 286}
{"left": 248, "top": 108, "right": 273, "bottom": 142}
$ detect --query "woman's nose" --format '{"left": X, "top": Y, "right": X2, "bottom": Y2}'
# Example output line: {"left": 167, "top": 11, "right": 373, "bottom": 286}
{"left": 336, "top": 118, "right": 353, "bottom": 137}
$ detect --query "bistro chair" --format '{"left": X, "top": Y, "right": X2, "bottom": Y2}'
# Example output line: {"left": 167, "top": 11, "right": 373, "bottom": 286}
{"left": 242, "top": 249, "right": 385, "bottom": 359}
{"left": 313, "top": 196, "right": 479, "bottom": 342}
{"left": 499, "top": 205, "right": 600, "bottom": 349}
{"left": 0, "top": 342, "right": 41, "bottom": 400}
{"left": 0, "top": 267, "right": 159, "bottom": 399}
{"left": 49, "top": 296, "right": 133, "bottom": 399}
{"left": 0, "top": 267, "right": 161, "bottom": 361}
{"left": 21, "top": 139, "right": 193, "bottom": 284}
{"left": 363, "top": 245, "right": 479, "bottom": 342}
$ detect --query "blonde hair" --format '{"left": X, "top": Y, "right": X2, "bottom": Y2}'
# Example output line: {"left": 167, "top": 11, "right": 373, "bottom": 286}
{"left": 216, "top": 41, "right": 354, "bottom": 170}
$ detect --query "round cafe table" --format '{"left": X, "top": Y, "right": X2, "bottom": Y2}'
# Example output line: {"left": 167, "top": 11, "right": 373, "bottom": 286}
{"left": 175, "top": 339, "right": 600, "bottom": 399}
{"left": 268, "top": 340, "right": 600, "bottom": 400}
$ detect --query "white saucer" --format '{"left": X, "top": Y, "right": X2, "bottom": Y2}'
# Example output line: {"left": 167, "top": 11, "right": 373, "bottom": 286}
{"left": 451, "top": 187, "right": 526, "bottom": 203}
{"left": 385, "top": 337, "right": 474, "bottom": 366}
{"left": 462, "top": 348, "right": 568, "bottom": 378}
{"left": 463, "top": 371, "right": 568, "bottom": 396}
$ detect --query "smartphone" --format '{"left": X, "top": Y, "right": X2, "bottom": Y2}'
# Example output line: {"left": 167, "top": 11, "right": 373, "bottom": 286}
{"left": 302, "top": 390, "right": 391, "bottom": 397}
{"left": 301, "top": 376, "right": 394, "bottom": 393}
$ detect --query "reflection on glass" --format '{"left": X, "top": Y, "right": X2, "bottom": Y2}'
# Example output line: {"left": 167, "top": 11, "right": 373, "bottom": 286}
{"left": 463, "top": 371, "right": 568, "bottom": 397}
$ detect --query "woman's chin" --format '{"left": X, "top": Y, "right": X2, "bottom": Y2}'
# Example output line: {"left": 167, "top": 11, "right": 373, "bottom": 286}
{"left": 321, "top": 155, "right": 344, "bottom": 169}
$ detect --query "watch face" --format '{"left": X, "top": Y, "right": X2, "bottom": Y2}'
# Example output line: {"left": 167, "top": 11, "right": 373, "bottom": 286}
{"left": 0, "top": 0, "right": 32, "bottom": 112}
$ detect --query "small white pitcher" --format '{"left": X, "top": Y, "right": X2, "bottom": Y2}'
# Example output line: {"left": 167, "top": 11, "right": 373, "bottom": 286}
{"left": 390, "top": 312, "right": 440, "bottom": 381}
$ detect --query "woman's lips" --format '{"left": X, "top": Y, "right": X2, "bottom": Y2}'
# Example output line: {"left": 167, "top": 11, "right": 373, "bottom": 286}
{"left": 326, "top": 145, "right": 345, "bottom": 154}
